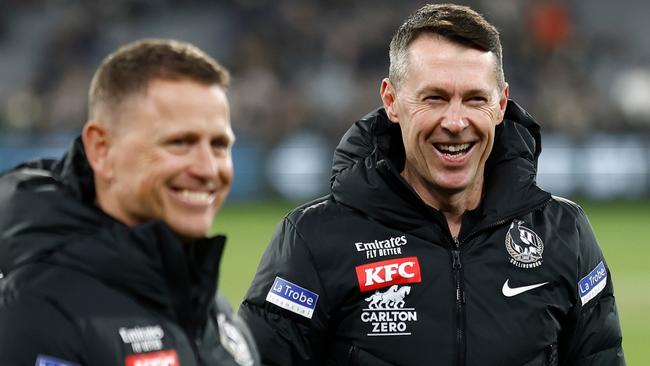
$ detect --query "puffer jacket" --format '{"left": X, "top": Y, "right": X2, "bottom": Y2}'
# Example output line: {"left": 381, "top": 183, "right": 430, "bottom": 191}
{"left": 0, "top": 138, "right": 260, "bottom": 366}
{"left": 239, "top": 101, "right": 625, "bottom": 366}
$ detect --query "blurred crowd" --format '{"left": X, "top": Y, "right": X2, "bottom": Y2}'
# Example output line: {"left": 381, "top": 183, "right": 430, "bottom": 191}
{"left": 1, "top": 0, "right": 650, "bottom": 146}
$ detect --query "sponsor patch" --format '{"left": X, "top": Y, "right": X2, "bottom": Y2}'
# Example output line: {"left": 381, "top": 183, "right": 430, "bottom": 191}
{"left": 119, "top": 325, "right": 164, "bottom": 353}
{"left": 355, "top": 235, "right": 408, "bottom": 259}
{"left": 361, "top": 285, "right": 418, "bottom": 336}
{"left": 125, "top": 350, "right": 179, "bottom": 366}
{"left": 505, "top": 220, "right": 544, "bottom": 268}
{"left": 266, "top": 277, "right": 319, "bottom": 319}
{"left": 35, "top": 355, "right": 80, "bottom": 366}
{"left": 578, "top": 261, "right": 607, "bottom": 305}
{"left": 355, "top": 256, "right": 421, "bottom": 292}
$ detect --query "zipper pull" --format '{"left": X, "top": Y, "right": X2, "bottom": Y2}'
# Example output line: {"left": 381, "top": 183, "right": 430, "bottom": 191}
{"left": 456, "top": 288, "right": 466, "bottom": 303}
{"left": 452, "top": 249, "right": 462, "bottom": 269}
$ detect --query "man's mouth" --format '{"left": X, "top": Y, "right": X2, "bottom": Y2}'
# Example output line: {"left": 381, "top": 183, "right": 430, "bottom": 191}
{"left": 433, "top": 143, "right": 473, "bottom": 157}
{"left": 173, "top": 189, "right": 216, "bottom": 205}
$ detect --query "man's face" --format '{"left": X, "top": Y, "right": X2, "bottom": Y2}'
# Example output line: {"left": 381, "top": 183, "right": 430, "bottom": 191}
{"left": 99, "top": 78, "right": 234, "bottom": 240}
{"left": 382, "top": 34, "right": 508, "bottom": 201}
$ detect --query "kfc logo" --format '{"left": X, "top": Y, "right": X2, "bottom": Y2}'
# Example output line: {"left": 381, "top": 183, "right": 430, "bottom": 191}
{"left": 355, "top": 257, "right": 421, "bottom": 292}
{"left": 125, "top": 350, "right": 179, "bottom": 366}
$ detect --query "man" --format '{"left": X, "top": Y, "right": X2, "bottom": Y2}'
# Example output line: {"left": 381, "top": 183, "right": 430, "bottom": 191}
{"left": 240, "top": 4, "right": 625, "bottom": 366}
{"left": 0, "top": 39, "right": 259, "bottom": 366}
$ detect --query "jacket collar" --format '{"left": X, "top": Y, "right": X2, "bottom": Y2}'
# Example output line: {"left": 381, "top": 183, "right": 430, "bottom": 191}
{"left": 330, "top": 100, "right": 551, "bottom": 237}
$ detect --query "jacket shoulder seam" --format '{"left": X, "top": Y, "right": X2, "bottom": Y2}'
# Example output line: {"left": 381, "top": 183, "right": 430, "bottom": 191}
{"left": 282, "top": 215, "right": 333, "bottom": 310}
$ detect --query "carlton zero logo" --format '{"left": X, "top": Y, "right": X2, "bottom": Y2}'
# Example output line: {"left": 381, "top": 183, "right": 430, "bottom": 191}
{"left": 361, "top": 285, "right": 418, "bottom": 336}
{"left": 124, "top": 350, "right": 179, "bottom": 366}
{"left": 355, "top": 256, "right": 421, "bottom": 292}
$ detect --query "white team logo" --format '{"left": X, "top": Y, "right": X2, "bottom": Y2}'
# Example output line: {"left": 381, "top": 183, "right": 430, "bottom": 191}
{"left": 361, "top": 285, "right": 417, "bottom": 336}
{"left": 505, "top": 220, "right": 544, "bottom": 268}
{"left": 217, "top": 314, "right": 254, "bottom": 366}
{"left": 355, "top": 235, "right": 408, "bottom": 259}
{"left": 118, "top": 325, "right": 164, "bottom": 353}
{"left": 364, "top": 285, "right": 411, "bottom": 309}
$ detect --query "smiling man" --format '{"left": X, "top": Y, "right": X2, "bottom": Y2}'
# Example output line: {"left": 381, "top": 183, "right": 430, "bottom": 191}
{"left": 240, "top": 4, "right": 624, "bottom": 366}
{"left": 0, "top": 39, "right": 259, "bottom": 366}
{"left": 380, "top": 32, "right": 508, "bottom": 238}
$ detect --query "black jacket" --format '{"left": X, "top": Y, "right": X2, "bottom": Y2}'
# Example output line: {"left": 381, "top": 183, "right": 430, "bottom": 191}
{"left": 239, "top": 102, "right": 625, "bottom": 366}
{"left": 0, "top": 138, "right": 260, "bottom": 366}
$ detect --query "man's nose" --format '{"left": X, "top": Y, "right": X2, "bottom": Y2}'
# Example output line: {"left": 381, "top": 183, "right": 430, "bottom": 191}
{"left": 441, "top": 102, "right": 469, "bottom": 134}
{"left": 190, "top": 142, "right": 219, "bottom": 178}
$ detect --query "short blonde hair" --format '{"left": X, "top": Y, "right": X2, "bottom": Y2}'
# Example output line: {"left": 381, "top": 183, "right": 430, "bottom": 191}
{"left": 88, "top": 38, "right": 230, "bottom": 119}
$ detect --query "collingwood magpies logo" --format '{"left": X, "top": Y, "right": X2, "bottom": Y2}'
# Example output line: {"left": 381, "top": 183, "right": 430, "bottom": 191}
{"left": 217, "top": 313, "right": 254, "bottom": 366}
{"left": 505, "top": 220, "right": 544, "bottom": 268}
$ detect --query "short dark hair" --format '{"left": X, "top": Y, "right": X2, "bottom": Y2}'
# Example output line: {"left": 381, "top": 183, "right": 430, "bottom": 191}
{"left": 389, "top": 3, "right": 504, "bottom": 90}
{"left": 88, "top": 38, "right": 230, "bottom": 119}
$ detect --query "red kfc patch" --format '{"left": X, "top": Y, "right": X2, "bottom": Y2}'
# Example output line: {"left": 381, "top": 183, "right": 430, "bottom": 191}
{"left": 125, "top": 350, "right": 179, "bottom": 366}
{"left": 355, "top": 256, "right": 421, "bottom": 292}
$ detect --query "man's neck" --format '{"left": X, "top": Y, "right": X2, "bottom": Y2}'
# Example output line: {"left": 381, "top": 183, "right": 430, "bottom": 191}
{"left": 432, "top": 195, "right": 474, "bottom": 239}
{"left": 401, "top": 170, "right": 483, "bottom": 238}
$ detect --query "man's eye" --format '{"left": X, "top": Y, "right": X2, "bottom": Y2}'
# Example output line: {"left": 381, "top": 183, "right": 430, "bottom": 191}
{"left": 211, "top": 139, "right": 231, "bottom": 154}
{"left": 425, "top": 95, "right": 444, "bottom": 102}
{"left": 165, "top": 138, "right": 193, "bottom": 154}
{"left": 170, "top": 139, "right": 190, "bottom": 146}
{"left": 467, "top": 96, "right": 487, "bottom": 104}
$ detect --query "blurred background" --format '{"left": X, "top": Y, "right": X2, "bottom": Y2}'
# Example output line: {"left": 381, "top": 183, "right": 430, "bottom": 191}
{"left": 1, "top": 0, "right": 648, "bottom": 363}
{"left": 2, "top": 0, "right": 650, "bottom": 200}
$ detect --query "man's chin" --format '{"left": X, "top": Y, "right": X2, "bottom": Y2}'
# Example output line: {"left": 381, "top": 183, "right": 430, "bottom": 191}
{"left": 433, "top": 170, "right": 477, "bottom": 190}
{"left": 168, "top": 221, "right": 212, "bottom": 242}
{"left": 433, "top": 178, "right": 470, "bottom": 192}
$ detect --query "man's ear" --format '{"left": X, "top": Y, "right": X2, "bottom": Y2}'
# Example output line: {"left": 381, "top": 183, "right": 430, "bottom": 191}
{"left": 380, "top": 78, "right": 400, "bottom": 123}
{"left": 496, "top": 82, "right": 510, "bottom": 125}
{"left": 82, "top": 120, "right": 113, "bottom": 180}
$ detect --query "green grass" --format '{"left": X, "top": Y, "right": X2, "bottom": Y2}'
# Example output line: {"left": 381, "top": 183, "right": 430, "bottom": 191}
{"left": 211, "top": 200, "right": 296, "bottom": 304}
{"left": 214, "top": 199, "right": 649, "bottom": 364}
{"left": 578, "top": 200, "right": 650, "bottom": 365}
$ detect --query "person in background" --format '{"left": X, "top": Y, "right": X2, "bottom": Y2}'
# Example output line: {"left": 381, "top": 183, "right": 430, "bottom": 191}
{"left": 0, "top": 39, "right": 259, "bottom": 366}
{"left": 239, "top": 4, "right": 625, "bottom": 365}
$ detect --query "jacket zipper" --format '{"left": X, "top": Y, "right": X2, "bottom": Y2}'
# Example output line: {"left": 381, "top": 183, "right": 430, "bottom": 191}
{"left": 546, "top": 343, "right": 558, "bottom": 366}
{"left": 449, "top": 199, "right": 552, "bottom": 366}
{"left": 458, "top": 198, "right": 553, "bottom": 247}
{"left": 451, "top": 237, "right": 466, "bottom": 366}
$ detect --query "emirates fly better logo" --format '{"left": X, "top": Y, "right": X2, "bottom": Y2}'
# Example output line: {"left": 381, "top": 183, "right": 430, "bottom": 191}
{"left": 355, "top": 256, "right": 422, "bottom": 292}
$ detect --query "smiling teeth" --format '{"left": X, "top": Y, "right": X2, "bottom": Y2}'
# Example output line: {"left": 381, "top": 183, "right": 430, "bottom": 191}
{"left": 180, "top": 190, "right": 215, "bottom": 204}
{"left": 437, "top": 143, "right": 470, "bottom": 152}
